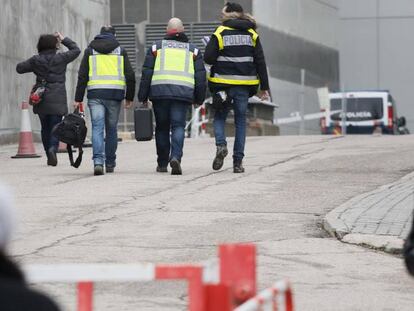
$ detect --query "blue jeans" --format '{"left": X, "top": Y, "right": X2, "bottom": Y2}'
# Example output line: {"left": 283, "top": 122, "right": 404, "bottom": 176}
{"left": 88, "top": 98, "right": 121, "bottom": 167}
{"left": 153, "top": 100, "right": 188, "bottom": 167}
{"left": 213, "top": 86, "right": 250, "bottom": 163}
{"left": 38, "top": 114, "right": 62, "bottom": 154}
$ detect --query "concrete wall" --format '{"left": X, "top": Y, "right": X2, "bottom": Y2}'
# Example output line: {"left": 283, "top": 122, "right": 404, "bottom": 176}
{"left": 339, "top": 0, "right": 414, "bottom": 131}
{"left": 0, "top": 0, "right": 109, "bottom": 144}
{"left": 253, "top": 0, "right": 340, "bottom": 134}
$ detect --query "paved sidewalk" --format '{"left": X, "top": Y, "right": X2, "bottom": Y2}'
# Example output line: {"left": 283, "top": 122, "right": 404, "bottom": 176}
{"left": 324, "top": 172, "right": 414, "bottom": 253}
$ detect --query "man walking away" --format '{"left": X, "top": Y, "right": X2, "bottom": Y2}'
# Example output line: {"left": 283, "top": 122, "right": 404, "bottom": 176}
{"left": 74, "top": 25, "right": 135, "bottom": 176}
{"left": 138, "top": 18, "right": 206, "bottom": 175}
{"left": 204, "top": 2, "right": 270, "bottom": 173}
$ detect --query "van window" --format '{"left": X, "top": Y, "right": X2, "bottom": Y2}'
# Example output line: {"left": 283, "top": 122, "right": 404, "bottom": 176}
{"left": 330, "top": 98, "right": 384, "bottom": 121}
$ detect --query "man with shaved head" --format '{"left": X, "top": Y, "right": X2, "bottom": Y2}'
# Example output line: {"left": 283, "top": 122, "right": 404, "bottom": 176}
{"left": 138, "top": 18, "right": 206, "bottom": 175}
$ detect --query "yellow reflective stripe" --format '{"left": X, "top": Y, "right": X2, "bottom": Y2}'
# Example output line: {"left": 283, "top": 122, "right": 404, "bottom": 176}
{"left": 87, "top": 80, "right": 126, "bottom": 86}
{"left": 248, "top": 29, "right": 258, "bottom": 47}
{"left": 213, "top": 26, "right": 235, "bottom": 50}
{"left": 188, "top": 52, "right": 194, "bottom": 74}
{"left": 152, "top": 74, "right": 194, "bottom": 85}
{"left": 208, "top": 76, "right": 259, "bottom": 85}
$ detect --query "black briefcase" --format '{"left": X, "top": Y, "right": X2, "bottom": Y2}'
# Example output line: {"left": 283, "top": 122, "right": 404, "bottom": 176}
{"left": 134, "top": 106, "right": 153, "bottom": 141}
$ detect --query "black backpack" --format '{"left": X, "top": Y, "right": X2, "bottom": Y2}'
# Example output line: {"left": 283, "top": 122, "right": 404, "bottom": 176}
{"left": 52, "top": 109, "right": 87, "bottom": 168}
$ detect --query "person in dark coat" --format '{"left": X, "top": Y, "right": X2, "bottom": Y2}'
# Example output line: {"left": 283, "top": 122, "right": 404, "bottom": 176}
{"left": 138, "top": 18, "right": 206, "bottom": 175}
{"left": 404, "top": 214, "right": 414, "bottom": 276}
{"left": 0, "top": 183, "right": 60, "bottom": 311}
{"left": 16, "top": 32, "right": 80, "bottom": 166}
{"left": 74, "top": 26, "right": 136, "bottom": 176}
{"left": 204, "top": 2, "right": 270, "bottom": 173}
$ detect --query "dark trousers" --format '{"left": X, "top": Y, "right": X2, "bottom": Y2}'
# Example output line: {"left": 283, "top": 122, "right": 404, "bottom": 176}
{"left": 153, "top": 100, "right": 188, "bottom": 168}
{"left": 38, "top": 114, "right": 62, "bottom": 154}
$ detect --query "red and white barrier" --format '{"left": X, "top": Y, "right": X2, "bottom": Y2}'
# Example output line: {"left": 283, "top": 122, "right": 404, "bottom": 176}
{"left": 187, "top": 104, "right": 209, "bottom": 139}
{"left": 11, "top": 101, "right": 41, "bottom": 159}
{"left": 234, "top": 280, "right": 294, "bottom": 311}
{"left": 23, "top": 244, "right": 294, "bottom": 311}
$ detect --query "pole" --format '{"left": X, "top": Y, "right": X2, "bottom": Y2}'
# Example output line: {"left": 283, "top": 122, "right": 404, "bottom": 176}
{"left": 299, "top": 69, "right": 305, "bottom": 135}
{"left": 341, "top": 84, "right": 347, "bottom": 136}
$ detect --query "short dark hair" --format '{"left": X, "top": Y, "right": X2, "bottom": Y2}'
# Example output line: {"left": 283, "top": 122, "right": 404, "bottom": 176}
{"left": 37, "top": 34, "right": 58, "bottom": 53}
{"left": 100, "top": 25, "right": 116, "bottom": 35}
{"left": 224, "top": 2, "right": 244, "bottom": 13}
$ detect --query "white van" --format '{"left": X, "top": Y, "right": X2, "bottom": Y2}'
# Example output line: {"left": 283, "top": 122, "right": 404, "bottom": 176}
{"left": 321, "top": 91, "right": 408, "bottom": 135}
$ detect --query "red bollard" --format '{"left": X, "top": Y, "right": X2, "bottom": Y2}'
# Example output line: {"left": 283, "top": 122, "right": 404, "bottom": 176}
{"left": 204, "top": 284, "right": 232, "bottom": 311}
{"left": 77, "top": 282, "right": 93, "bottom": 311}
{"left": 219, "top": 244, "right": 256, "bottom": 306}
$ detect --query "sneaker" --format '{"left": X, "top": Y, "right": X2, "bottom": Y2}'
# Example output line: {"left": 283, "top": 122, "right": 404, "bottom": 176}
{"left": 106, "top": 166, "right": 115, "bottom": 173}
{"left": 233, "top": 162, "right": 245, "bottom": 173}
{"left": 212, "top": 145, "right": 228, "bottom": 171}
{"left": 156, "top": 166, "right": 168, "bottom": 173}
{"left": 94, "top": 165, "right": 104, "bottom": 176}
{"left": 170, "top": 158, "right": 182, "bottom": 175}
{"left": 47, "top": 147, "right": 57, "bottom": 166}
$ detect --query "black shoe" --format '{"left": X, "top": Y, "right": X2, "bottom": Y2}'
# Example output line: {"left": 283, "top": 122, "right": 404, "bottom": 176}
{"left": 233, "top": 162, "right": 245, "bottom": 173}
{"left": 170, "top": 158, "right": 182, "bottom": 175}
{"left": 94, "top": 165, "right": 104, "bottom": 176}
{"left": 47, "top": 147, "right": 57, "bottom": 166}
{"left": 212, "top": 145, "right": 228, "bottom": 171}
{"left": 106, "top": 166, "right": 115, "bottom": 173}
{"left": 156, "top": 166, "right": 168, "bottom": 173}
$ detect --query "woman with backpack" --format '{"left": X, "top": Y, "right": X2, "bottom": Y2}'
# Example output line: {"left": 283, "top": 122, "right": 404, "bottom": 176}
{"left": 16, "top": 32, "right": 80, "bottom": 166}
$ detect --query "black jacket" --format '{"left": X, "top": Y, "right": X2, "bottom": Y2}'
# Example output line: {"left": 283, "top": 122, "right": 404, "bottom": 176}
{"left": 16, "top": 37, "right": 80, "bottom": 116}
{"left": 204, "top": 18, "right": 269, "bottom": 95}
{"left": 404, "top": 215, "right": 414, "bottom": 276}
{"left": 0, "top": 252, "right": 60, "bottom": 311}
{"left": 138, "top": 33, "right": 206, "bottom": 104}
{"left": 75, "top": 33, "right": 136, "bottom": 102}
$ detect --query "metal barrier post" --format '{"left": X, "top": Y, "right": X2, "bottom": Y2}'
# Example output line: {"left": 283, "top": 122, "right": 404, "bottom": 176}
{"left": 77, "top": 282, "right": 93, "bottom": 311}
{"left": 219, "top": 244, "right": 256, "bottom": 306}
{"left": 204, "top": 284, "right": 232, "bottom": 311}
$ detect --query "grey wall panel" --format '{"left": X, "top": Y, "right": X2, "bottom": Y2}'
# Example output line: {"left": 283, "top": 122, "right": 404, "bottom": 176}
{"left": 125, "top": 0, "right": 147, "bottom": 24}
{"left": 200, "top": 0, "right": 224, "bottom": 22}
{"left": 339, "top": 0, "right": 377, "bottom": 18}
{"left": 175, "top": 0, "right": 197, "bottom": 22}
{"left": 339, "top": 19, "right": 378, "bottom": 90}
{"left": 379, "top": 18, "right": 414, "bottom": 128}
{"left": 254, "top": 0, "right": 339, "bottom": 49}
{"left": 259, "top": 25, "right": 339, "bottom": 90}
{"left": 379, "top": 0, "right": 414, "bottom": 17}
{"left": 110, "top": 0, "right": 123, "bottom": 23}
{"left": 150, "top": 0, "right": 172, "bottom": 23}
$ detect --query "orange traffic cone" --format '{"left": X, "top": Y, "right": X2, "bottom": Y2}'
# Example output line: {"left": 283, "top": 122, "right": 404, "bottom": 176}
{"left": 11, "top": 101, "right": 41, "bottom": 159}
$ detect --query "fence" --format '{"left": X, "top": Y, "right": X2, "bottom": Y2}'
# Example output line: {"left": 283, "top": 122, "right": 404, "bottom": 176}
{"left": 23, "top": 243, "right": 294, "bottom": 311}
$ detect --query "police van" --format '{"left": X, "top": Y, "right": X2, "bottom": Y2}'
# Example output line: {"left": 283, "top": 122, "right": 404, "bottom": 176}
{"left": 321, "top": 91, "right": 409, "bottom": 135}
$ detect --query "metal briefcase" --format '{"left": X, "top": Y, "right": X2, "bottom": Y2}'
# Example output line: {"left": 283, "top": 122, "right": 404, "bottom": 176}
{"left": 134, "top": 106, "right": 153, "bottom": 141}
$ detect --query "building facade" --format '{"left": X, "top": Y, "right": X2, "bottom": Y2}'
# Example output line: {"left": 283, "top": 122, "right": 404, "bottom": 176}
{"left": 339, "top": 0, "right": 414, "bottom": 131}
{"left": 0, "top": 0, "right": 109, "bottom": 144}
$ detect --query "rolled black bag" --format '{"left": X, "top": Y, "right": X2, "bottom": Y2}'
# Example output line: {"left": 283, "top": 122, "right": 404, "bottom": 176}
{"left": 52, "top": 108, "right": 87, "bottom": 168}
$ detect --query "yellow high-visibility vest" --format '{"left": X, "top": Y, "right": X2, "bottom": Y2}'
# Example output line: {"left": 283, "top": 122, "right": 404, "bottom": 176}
{"left": 87, "top": 47, "right": 126, "bottom": 91}
{"left": 151, "top": 40, "right": 196, "bottom": 89}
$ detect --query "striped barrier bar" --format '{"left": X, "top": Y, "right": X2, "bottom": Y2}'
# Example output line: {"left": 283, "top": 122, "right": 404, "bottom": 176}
{"left": 22, "top": 244, "right": 256, "bottom": 311}
{"left": 233, "top": 280, "right": 294, "bottom": 311}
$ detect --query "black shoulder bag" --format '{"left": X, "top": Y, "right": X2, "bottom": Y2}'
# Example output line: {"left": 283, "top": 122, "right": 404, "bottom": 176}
{"left": 52, "top": 108, "right": 87, "bottom": 168}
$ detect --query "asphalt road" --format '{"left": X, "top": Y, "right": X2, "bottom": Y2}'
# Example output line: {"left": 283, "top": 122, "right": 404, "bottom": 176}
{"left": 1, "top": 135, "right": 414, "bottom": 310}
